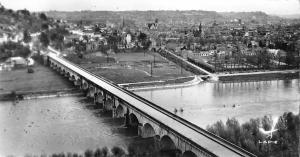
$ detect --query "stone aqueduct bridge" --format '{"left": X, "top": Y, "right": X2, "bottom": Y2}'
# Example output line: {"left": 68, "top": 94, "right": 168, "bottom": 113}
{"left": 46, "top": 48, "right": 256, "bottom": 157}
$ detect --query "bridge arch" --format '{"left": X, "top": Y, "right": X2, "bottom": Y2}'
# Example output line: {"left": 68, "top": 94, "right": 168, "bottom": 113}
{"left": 88, "top": 86, "right": 96, "bottom": 97}
{"left": 182, "top": 151, "right": 198, "bottom": 157}
{"left": 75, "top": 78, "right": 81, "bottom": 87}
{"left": 116, "top": 105, "right": 125, "bottom": 117}
{"left": 82, "top": 81, "right": 89, "bottom": 90}
{"left": 160, "top": 135, "right": 176, "bottom": 150}
{"left": 128, "top": 113, "right": 140, "bottom": 135}
{"left": 66, "top": 72, "right": 70, "bottom": 78}
{"left": 70, "top": 75, "right": 75, "bottom": 81}
{"left": 142, "top": 123, "right": 156, "bottom": 138}
{"left": 129, "top": 113, "right": 140, "bottom": 127}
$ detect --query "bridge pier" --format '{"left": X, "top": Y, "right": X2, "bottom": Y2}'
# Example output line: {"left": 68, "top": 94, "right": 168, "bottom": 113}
{"left": 103, "top": 96, "right": 113, "bottom": 111}
{"left": 87, "top": 85, "right": 96, "bottom": 98}
{"left": 124, "top": 108, "right": 130, "bottom": 127}
{"left": 81, "top": 80, "right": 89, "bottom": 94}
{"left": 94, "top": 90, "right": 104, "bottom": 108}
{"left": 112, "top": 97, "right": 119, "bottom": 118}
{"left": 74, "top": 78, "right": 81, "bottom": 87}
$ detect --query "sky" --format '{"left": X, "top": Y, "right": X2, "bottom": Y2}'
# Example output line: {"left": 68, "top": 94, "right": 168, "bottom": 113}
{"left": 1, "top": 0, "right": 300, "bottom": 15}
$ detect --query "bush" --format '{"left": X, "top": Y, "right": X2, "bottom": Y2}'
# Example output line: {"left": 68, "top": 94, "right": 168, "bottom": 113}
{"left": 111, "top": 146, "right": 125, "bottom": 157}
{"left": 84, "top": 149, "right": 93, "bottom": 157}
{"left": 27, "top": 67, "right": 34, "bottom": 73}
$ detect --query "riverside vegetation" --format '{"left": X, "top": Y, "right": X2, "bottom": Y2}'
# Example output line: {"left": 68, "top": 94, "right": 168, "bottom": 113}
{"left": 207, "top": 112, "right": 299, "bottom": 157}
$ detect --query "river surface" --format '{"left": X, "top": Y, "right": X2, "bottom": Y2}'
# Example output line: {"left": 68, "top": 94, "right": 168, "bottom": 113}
{"left": 135, "top": 78, "right": 300, "bottom": 128}
{"left": 0, "top": 97, "right": 137, "bottom": 156}
{"left": 1, "top": 77, "right": 300, "bottom": 156}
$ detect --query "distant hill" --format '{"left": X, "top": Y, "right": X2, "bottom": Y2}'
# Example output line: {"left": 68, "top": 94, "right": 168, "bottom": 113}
{"left": 220, "top": 11, "right": 282, "bottom": 23}
{"left": 46, "top": 10, "right": 284, "bottom": 26}
{"left": 46, "top": 10, "right": 224, "bottom": 26}
{"left": 277, "top": 14, "right": 300, "bottom": 19}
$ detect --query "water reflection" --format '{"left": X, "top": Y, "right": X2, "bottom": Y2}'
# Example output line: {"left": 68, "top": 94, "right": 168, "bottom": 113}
{"left": 283, "top": 79, "right": 292, "bottom": 88}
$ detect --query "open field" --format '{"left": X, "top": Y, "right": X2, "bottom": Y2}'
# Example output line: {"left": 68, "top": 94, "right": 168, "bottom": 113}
{"left": 65, "top": 51, "right": 194, "bottom": 84}
{"left": 0, "top": 63, "right": 75, "bottom": 95}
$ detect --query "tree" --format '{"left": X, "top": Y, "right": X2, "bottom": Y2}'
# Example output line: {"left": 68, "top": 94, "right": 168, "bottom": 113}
{"left": 15, "top": 46, "right": 31, "bottom": 58}
{"left": 50, "top": 32, "right": 64, "bottom": 50}
{"left": 39, "top": 32, "right": 49, "bottom": 48}
{"left": 0, "top": 42, "right": 31, "bottom": 60}
{"left": 285, "top": 52, "right": 296, "bottom": 67}
{"left": 111, "top": 146, "right": 125, "bottom": 157}
{"left": 226, "top": 118, "right": 242, "bottom": 144}
{"left": 0, "top": 3, "right": 5, "bottom": 13}
{"left": 39, "top": 13, "right": 47, "bottom": 21}
{"left": 19, "top": 9, "right": 30, "bottom": 16}
{"left": 207, "top": 113, "right": 299, "bottom": 157}
{"left": 23, "top": 29, "right": 31, "bottom": 43}
{"left": 138, "top": 32, "right": 147, "bottom": 42}
{"left": 138, "top": 32, "right": 152, "bottom": 50}
{"left": 41, "top": 23, "right": 49, "bottom": 30}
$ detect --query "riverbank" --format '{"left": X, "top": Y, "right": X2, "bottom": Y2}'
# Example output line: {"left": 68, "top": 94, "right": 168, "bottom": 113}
{"left": 0, "top": 62, "right": 79, "bottom": 100}
{"left": 217, "top": 69, "right": 300, "bottom": 82}
{"left": 121, "top": 75, "right": 202, "bottom": 91}
{"left": 0, "top": 88, "right": 83, "bottom": 101}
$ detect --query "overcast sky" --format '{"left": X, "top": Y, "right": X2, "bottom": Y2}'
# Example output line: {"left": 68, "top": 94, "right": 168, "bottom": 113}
{"left": 1, "top": 0, "right": 300, "bottom": 15}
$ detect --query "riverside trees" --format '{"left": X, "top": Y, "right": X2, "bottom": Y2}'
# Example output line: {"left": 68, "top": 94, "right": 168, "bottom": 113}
{"left": 207, "top": 112, "right": 299, "bottom": 157}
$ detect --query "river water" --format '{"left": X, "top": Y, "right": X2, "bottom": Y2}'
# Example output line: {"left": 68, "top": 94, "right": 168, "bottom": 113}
{"left": 0, "top": 97, "right": 138, "bottom": 156}
{"left": 135, "top": 77, "right": 300, "bottom": 128}
{"left": 1, "top": 76, "right": 299, "bottom": 156}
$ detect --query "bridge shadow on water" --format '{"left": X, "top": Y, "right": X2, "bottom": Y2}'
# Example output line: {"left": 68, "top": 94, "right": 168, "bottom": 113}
{"left": 76, "top": 97, "right": 183, "bottom": 157}
{"left": 127, "top": 136, "right": 182, "bottom": 157}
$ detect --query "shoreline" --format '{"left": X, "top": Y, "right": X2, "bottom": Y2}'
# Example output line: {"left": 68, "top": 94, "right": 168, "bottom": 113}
{"left": 1, "top": 69, "right": 298, "bottom": 101}
{"left": 124, "top": 69, "right": 300, "bottom": 91}
{"left": 125, "top": 75, "right": 203, "bottom": 92}
{"left": 217, "top": 69, "right": 300, "bottom": 82}
{"left": 0, "top": 88, "right": 84, "bottom": 101}
{"left": 217, "top": 69, "right": 300, "bottom": 77}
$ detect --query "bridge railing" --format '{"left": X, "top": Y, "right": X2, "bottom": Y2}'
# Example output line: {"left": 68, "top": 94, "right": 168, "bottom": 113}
{"left": 47, "top": 49, "right": 256, "bottom": 157}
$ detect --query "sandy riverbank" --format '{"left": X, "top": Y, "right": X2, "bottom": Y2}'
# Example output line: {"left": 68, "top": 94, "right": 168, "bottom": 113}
{"left": 123, "top": 75, "right": 203, "bottom": 92}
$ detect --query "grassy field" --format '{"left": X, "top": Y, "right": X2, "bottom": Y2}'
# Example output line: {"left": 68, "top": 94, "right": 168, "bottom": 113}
{"left": 0, "top": 63, "right": 75, "bottom": 95}
{"left": 65, "top": 51, "right": 193, "bottom": 84}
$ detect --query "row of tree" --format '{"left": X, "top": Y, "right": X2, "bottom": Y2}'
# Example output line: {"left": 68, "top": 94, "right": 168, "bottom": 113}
{"left": 207, "top": 112, "right": 299, "bottom": 157}
{"left": 0, "top": 41, "right": 31, "bottom": 61}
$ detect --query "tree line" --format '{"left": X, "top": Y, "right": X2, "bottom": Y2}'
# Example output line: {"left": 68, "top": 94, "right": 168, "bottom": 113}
{"left": 206, "top": 112, "right": 299, "bottom": 157}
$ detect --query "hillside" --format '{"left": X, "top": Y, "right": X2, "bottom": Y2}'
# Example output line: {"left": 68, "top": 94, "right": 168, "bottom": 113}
{"left": 220, "top": 11, "right": 282, "bottom": 24}
{"left": 46, "top": 10, "right": 284, "bottom": 26}
{"left": 0, "top": 5, "right": 46, "bottom": 34}
{"left": 46, "top": 10, "right": 224, "bottom": 26}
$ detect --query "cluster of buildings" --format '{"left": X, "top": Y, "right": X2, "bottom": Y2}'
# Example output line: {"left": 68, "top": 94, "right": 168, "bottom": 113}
{"left": 62, "top": 20, "right": 154, "bottom": 54}
{"left": 40, "top": 15, "right": 300, "bottom": 71}
{"left": 147, "top": 19, "right": 299, "bottom": 70}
